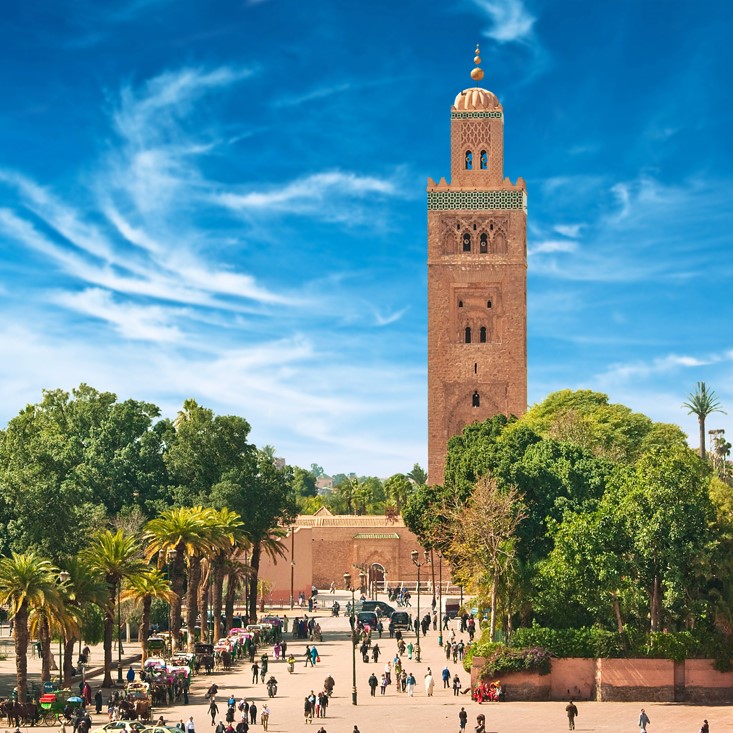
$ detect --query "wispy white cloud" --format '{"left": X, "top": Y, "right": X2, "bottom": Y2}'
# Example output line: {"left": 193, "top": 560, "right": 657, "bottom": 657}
{"left": 554, "top": 223, "right": 583, "bottom": 238}
{"left": 54, "top": 288, "right": 183, "bottom": 343}
{"left": 470, "top": 0, "right": 536, "bottom": 44}
{"left": 597, "top": 352, "right": 732, "bottom": 385}
{"left": 215, "top": 171, "right": 398, "bottom": 223}
{"left": 528, "top": 239, "right": 578, "bottom": 255}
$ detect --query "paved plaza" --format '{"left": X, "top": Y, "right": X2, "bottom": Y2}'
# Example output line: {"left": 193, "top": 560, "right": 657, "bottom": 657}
{"left": 2, "top": 591, "right": 732, "bottom": 733}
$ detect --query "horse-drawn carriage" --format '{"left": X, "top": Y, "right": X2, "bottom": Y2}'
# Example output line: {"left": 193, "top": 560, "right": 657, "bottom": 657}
{"left": 1, "top": 699, "right": 40, "bottom": 727}
{"left": 121, "top": 682, "right": 152, "bottom": 721}
{"left": 38, "top": 690, "right": 83, "bottom": 726}
{"left": 145, "top": 634, "right": 171, "bottom": 658}
{"left": 194, "top": 642, "right": 215, "bottom": 674}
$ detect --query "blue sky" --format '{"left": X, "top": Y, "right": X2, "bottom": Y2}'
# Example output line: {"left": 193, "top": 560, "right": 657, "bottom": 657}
{"left": 1, "top": 0, "right": 732, "bottom": 477}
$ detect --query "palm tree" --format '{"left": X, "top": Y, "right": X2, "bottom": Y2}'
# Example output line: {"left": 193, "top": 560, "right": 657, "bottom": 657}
{"left": 0, "top": 552, "right": 61, "bottom": 701}
{"left": 58, "top": 557, "right": 107, "bottom": 686}
{"left": 121, "top": 569, "right": 176, "bottom": 662}
{"left": 145, "top": 506, "right": 219, "bottom": 651}
{"left": 683, "top": 382, "right": 727, "bottom": 460}
{"left": 222, "top": 548, "right": 251, "bottom": 633}
{"left": 82, "top": 530, "right": 148, "bottom": 687}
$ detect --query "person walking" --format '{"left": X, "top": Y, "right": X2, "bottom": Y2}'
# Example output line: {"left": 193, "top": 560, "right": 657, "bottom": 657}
{"left": 638, "top": 709, "right": 651, "bottom": 733}
{"left": 260, "top": 705, "right": 269, "bottom": 732}
{"left": 304, "top": 646, "right": 314, "bottom": 667}
{"left": 209, "top": 700, "right": 219, "bottom": 727}
{"left": 368, "top": 673, "right": 378, "bottom": 697}
{"left": 185, "top": 717, "right": 195, "bottom": 733}
{"left": 425, "top": 671, "right": 435, "bottom": 697}
{"left": 700, "top": 721, "right": 709, "bottom": 733}
{"left": 215, "top": 723, "right": 225, "bottom": 733}
{"left": 303, "top": 696, "right": 313, "bottom": 724}
{"left": 442, "top": 666, "right": 451, "bottom": 689}
{"left": 566, "top": 700, "right": 579, "bottom": 730}
{"left": 406, "top": 672, "right": 416, "bottom": 697}
{"left": 249, "top": 703, "right": 257, "bottom": 726}
{"left": 251, "top": 662, "right": 259, "bottom": 684}
{"left": 452, "top": 674, "right": 462, "bottom": 696}
{"left": 380, "top": 674, "right": 388, "bottom": 696}
{"left": 459, "top": 708, "right": 468, "bottom": 733}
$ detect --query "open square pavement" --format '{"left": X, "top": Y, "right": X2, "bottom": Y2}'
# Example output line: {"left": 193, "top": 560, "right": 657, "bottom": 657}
{"left": 2, "top": 591, "right": 732, "bottom": 733}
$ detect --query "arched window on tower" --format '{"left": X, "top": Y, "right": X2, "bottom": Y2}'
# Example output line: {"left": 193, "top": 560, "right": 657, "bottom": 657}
{"left": 465, "top": 327, "right": 472, "bottom": 344}
{"left": 480, "top": 150, "right": 488, "bottom": 170}
{"left": 458, "top": 300, "right": 463, "bottom": 308}
{"left": 462, "top": 232, "right": 471, "bottom": 252}
{"left": 480, "top": 233, "right": 488, "bottom": 253}
{"left": 472, "top": 391, "right": 480, "bottom": 408}
{"left": 487, "top": 299, "right": 493, "bottom": 309}
{"left": 480, "top": 326, "right": 487, "bottom": 343}
{"left": 465, "top": 151, "right": 473, "bottom": 170}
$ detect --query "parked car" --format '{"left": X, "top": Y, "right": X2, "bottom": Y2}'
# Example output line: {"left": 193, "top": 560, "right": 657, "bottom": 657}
{"left": 357, "top": 611, "right": 378, "bottom": 627}
{"left": 360, "top": 600, "right": 395, "bottom": 617}
{"left": 390, "top": 611, "right": 412, "bottom": 630}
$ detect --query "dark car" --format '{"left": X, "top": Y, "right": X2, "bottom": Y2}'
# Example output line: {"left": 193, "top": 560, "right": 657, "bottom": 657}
{"left": 357, "top": 611, "right": 378, "bottom": 627}
{"left": 390, "top": 611, "right": 411, "bottom": 630}
{"left": 360, "top": 601, "right": 395, "bottom": 617}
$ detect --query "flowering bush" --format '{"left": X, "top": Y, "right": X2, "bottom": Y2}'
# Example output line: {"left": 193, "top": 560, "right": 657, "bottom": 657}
{"left": 479, "top": 644, "right": 552, "bottom": 678}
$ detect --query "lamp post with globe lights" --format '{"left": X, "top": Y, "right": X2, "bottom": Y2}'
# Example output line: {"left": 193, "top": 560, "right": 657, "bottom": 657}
{"left": 343, "top": 572, "right": 357, "bottom": 706}
{"left": 58, "top": 570, "right": 70, "bottom": 678}
{"left": 411, "top": 549, "right": 430, "bottom": 663}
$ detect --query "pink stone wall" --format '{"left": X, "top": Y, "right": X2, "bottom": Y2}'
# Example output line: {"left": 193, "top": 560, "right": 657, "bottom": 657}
{"left": 550, "top": 658, "right": 595, "bottom": 701}
{"left": 258, "top": 526, "right": 313, "bottom": 603}
{"left": 469, "top": 657, "right": 732, "bottom": 702}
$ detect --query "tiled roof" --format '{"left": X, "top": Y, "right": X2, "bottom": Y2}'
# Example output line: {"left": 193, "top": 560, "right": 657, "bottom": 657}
{"left": 294, "top": 514, "right": 406, "bottom": 528}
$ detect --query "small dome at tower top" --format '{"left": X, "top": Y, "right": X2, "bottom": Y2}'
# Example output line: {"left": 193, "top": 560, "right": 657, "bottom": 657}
{"left": 453, "top": 44, "right": 501, "bottom": 111}
{"left": 453, "top": 87, "right": 501, "bottom": 111}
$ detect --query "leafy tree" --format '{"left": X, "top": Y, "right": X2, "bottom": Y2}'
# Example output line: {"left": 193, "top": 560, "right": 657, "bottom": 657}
{"left": 0, "top": 552, "right": 61, "bottom": 701}
{"left": 521, "top": 389, "right": 686, "bottom": 463}
{"left": 310, "top": 464, "right": 325, "bottom": 478}
{"left": 612, "top": 445, "right": 714, "bottom": 631}
{"left": 292, "top": 467, "right": 318, "bottom": 503}
{"left": 165, "top": 399, "right": 255, "bottom": 506}
{"left": 683, "top": 382, "right": 726, "bottom": 460}
{"left": 446, "top": 477, "right": 526, "bottom": 640}
{"left": 0, "top": 385, "right": 169, "bottom": 560}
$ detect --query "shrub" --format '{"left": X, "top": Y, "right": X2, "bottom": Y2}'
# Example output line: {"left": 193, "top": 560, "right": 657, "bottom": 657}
{"left": 479, "top": 644, "right": 552, "bottom": 679}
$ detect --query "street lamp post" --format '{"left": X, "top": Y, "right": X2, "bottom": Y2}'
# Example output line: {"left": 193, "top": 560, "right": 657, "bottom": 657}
{"left": 58, "top": 570, "right": 70, "bottom": 680}
{"left": 437, "top": 553, "right": 443, "bottom": 647}
{"left": 290, "top": 525, "right": 295, "bottom": 610}
{"left": 343, "top": 572, "right": 357, "bottom": 706}
{"left": 117, "top": 580, "right": 123, "bottom": 683}
{"left": 411, "top": 549, "right": 430, "bottom": 663}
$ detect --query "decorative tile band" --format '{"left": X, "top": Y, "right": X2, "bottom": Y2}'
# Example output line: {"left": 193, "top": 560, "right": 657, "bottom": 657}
{"left": 450, "top": 111, "right": 503, "bottom": 119}
{"left": 427, "top": 190, "right": 526, "bottom": 212}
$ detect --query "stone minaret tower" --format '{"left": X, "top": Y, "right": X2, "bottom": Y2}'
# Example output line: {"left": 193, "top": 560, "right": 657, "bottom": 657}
{"left": 427, "top": 47, "right": 528, "bottom": 485}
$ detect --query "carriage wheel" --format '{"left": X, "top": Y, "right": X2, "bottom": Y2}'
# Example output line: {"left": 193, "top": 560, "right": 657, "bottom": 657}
{"left": 43, "top": 711, "right": 57, "bottom": 726}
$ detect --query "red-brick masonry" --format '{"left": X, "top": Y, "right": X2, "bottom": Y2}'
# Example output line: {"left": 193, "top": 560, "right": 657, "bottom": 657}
{"left": 471, "top": 655, "right": 733, "bottom": 702}
{"left": 258, "top": 508, "right": 434, "bottom": 602}
{"left": 427, "top": 85, "right": 527, "bottom": 485}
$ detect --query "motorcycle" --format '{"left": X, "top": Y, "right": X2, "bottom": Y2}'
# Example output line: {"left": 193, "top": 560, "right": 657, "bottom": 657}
{"left": 287, "top": 658, "right": 295, "bottom": 674}
{"left": 267, "top": 680, "right": 277, "bottom": 698}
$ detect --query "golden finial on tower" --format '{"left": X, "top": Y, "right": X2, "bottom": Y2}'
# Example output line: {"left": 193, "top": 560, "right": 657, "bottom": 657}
{"left": 471, "top": 43, "right": 484, "bottom": 84}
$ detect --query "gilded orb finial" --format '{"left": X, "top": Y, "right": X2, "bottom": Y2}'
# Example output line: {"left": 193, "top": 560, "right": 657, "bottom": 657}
{"left": 471, "top": 43, "right": 484, "bottom": 83}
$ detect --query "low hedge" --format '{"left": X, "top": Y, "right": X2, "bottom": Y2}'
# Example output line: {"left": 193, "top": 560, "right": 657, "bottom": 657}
{"left": 465, "top": 626, "right": 733, "bottom": 674}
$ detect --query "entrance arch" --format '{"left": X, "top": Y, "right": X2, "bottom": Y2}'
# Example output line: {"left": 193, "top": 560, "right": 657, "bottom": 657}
{"left": 369, "top": 563, "right": 386, "bottom": 596}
